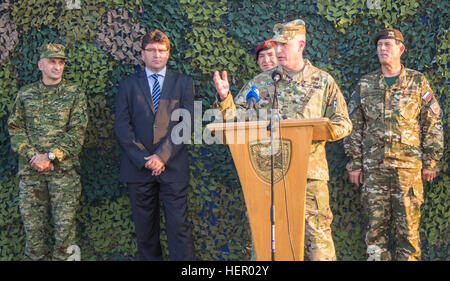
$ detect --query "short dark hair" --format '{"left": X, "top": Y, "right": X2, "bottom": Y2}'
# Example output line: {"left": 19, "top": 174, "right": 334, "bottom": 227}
{"left": 141, "top": 29, "right": 170, "bottom": 50}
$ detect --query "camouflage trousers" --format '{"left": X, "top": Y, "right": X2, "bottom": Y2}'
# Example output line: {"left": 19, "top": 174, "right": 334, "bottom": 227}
{"left": 19, "top": 171, "right": 82, "bottom": 261}
{"left": 304, "top": 180, "right": 336, "bottom": 261}
{"left": 362, "top": 168, "right": 423, "bottom": 261}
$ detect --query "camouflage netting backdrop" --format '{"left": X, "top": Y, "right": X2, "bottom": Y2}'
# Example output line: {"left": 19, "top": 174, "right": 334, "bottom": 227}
{"left": 0, "top": 0, "right": 448, "bottom": 260}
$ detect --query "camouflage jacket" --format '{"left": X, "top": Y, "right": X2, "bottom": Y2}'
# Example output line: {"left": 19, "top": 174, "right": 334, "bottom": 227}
{"left": 344, "top": 65, "right": 443, "bottom": 172}
{"left": 216, "top": 60, "right": 352, "bottom": 180}
{"left": 8, "top": 79, "right": 88, "bottom": 176}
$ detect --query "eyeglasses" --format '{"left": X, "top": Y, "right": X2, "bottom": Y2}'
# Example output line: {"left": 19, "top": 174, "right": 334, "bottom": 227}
{"left": 143, "top": 48, "right": 168, "bottom": 54}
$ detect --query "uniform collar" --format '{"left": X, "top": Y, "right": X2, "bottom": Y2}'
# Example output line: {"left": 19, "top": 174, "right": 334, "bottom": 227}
{"left": 38, "top": 78, "right": 65, "bottom": 91}
{"left": 377, "top": 64, "right": 407, "bottom": 90}
{"left": 279, "top": 59, "right": 312, "bottom": 81}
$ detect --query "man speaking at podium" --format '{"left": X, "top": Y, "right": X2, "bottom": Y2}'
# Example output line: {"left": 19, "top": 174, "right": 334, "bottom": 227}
{"left": 213, "top": 19, "right": 352, "bottom": 261}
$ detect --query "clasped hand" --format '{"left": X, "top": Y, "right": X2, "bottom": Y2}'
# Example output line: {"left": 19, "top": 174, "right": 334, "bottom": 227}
{"left": 144, "top": 154, "right": 165, "bottom": 176}
{"left": 30, "top": 154, "right": 54, "bottom": 172}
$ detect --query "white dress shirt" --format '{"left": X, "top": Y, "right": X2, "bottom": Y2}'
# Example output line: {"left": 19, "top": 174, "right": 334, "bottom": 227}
{"left": 145, "top": 66, "right": 166, "bottom": 94}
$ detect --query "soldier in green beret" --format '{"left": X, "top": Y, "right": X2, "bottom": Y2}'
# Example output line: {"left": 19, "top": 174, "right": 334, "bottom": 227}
{"left": 8, "top": 43, "right": 88, "bottom": 260}
{"left": 344, "top": 28, "right": 444, "bottom": 260}
{"left": 213, "top": 19, "right": 352, "bottom": 261}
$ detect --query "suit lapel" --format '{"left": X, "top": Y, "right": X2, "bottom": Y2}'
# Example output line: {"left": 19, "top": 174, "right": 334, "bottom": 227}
{"left": 160, "top": 69, "right": 176, "bottom": 101}
{"left": 155, "top": 69, "right": 177, "bottom": 120}
{"left": 153, "top": 70, "right": 178, "bottom": 143}
{"left": 136, "top": 69, "right": 157, "bottom": 114}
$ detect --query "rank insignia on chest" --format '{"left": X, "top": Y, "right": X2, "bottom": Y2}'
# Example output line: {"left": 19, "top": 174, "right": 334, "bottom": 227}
{"left": 422, "top": 91, "right": 432, "bottom": 103}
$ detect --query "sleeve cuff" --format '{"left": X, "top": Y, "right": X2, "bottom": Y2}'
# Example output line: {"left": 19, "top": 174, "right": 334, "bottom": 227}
{"left": 423, "top": 159, "right": 438, "bottom": 172}
{"left": 51, "top": 148, "right": 65, "bottom": 162}
{"left": 154, "top": 149, "right": 169, "bottom": 165}
{"left": 216, "top": 93, "right": 233, "bottom": 110}
{"left": 25, "top": 148, "right": 39, "bottom": 161}
{"left": 346, "top": 160, "right": 362, "bottom": 172}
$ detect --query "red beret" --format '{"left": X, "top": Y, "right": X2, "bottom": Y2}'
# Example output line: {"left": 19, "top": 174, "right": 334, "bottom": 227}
{"left": 255, "top": 39, "right": 275, "bottom": 60}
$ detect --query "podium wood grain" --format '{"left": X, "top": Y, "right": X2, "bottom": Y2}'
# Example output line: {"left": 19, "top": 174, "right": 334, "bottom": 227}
{"left": 206, "top": 118, "right": 335, "bottom": 261}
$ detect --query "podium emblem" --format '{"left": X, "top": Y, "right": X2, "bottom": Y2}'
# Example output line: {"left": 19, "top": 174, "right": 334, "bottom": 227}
{"left": 248, "top": 139, "right": 292, "bottom": 184}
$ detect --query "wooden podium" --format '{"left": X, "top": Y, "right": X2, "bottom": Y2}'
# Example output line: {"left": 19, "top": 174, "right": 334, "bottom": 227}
{"left": 206, "top": 118, "right": 336, "bottom": 261}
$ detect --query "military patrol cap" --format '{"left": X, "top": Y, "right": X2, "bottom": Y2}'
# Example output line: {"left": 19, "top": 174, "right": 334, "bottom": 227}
{"left": 271, "top": 19, "right": 306, "bottom": 43}
{"left": 374, "top": 28, "right": 404, "bottom": 46}
{"left": 255, "top": 39, "right": 275, "bottom": 60}
{"left": 40, "top": 43, "right": 67, "bottom": 59}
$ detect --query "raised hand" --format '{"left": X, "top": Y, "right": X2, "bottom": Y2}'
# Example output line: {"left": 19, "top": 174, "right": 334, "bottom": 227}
{"left": 213, "top": 70, "right": 230, "bottom": 101}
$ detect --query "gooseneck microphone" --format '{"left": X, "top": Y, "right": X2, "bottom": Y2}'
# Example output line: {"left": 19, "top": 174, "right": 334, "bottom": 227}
{"left": 268, "top": 68, "right": 296, "bottom": 261}
{"left": 268, "top": 69, "right": 284, "bottom": 261}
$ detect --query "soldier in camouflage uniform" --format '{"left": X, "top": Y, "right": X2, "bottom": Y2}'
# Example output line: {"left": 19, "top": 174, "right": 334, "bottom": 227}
{"left": 344, "top": 28, "right": 443, "bottom": 261}
{"left": 213, "top": 19, "right": 352, "bottom": 261}
{"left": 8, "top": 43, "right": 88, "bottom": 261}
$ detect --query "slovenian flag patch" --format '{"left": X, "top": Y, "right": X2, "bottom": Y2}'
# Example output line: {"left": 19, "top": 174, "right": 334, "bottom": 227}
{"left": 422, "top": 91, "right": 432, "bottom": 103}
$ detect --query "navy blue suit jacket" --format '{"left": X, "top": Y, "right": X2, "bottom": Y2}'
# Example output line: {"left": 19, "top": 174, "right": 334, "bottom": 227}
{"left": 114, "top": 68, "right": 194, "bottom": 183}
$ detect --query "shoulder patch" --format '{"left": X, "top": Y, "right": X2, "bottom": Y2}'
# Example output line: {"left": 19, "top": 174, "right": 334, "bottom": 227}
{"left": 430, "top": 101, "right": 440, "bottom": 115}
{"left": 422, "top": 91, "right": 432, "bottom": 103}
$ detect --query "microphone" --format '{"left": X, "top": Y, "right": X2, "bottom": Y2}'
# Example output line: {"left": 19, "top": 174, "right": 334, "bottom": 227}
{"left": 246, "top": 86, "right": 259, "bottom": 110}
{"left": 272, "top": 70, "right": 284, "bottom": 83}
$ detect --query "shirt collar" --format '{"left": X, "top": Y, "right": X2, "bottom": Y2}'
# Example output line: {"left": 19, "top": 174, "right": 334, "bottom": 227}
{"left": 145, "top": 66, "right": 166, "bottom": 78}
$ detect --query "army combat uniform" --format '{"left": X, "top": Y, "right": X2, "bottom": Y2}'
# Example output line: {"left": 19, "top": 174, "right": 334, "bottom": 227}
{"left": 344, "top": 65, "right": 444, "bottom": 260}
{"left": 217, "top": 53, "right": 352, "bottom": 259}
{"left": 8, "top": 44, "right": 88, "bottom": 260}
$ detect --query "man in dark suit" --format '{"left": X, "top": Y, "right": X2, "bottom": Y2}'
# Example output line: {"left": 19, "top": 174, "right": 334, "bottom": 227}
{"left": 114, "top": 29, "right": 195, "bottom": 261}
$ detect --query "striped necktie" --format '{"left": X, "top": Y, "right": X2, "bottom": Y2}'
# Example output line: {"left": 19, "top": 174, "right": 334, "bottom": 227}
{"left": 150, "top": 74, "right": 161, "bottom": 112}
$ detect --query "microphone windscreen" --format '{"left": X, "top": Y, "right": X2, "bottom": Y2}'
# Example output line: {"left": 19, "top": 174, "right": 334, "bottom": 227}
{"left": 272, "top": 70, "right": 284, "bottom": 82}
{"left": 246, "top": 86, "right": 259, "bottom": 103}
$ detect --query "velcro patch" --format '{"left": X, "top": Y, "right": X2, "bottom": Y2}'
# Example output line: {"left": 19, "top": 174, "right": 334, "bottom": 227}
{"left": 430, "top": 101, "right": 440, "bottom": 115}
{"left": 422, "top": 91, "right": 432, "bottom": 103}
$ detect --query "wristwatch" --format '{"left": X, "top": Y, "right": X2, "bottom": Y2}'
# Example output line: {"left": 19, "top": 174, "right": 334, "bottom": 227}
{"left": 47, "top": 152, "right": 56, "bottom": 161}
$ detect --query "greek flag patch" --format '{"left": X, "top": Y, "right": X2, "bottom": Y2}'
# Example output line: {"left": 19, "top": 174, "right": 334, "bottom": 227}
{"left": 422, "top": 91, "right": 432, "bottom": 103}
